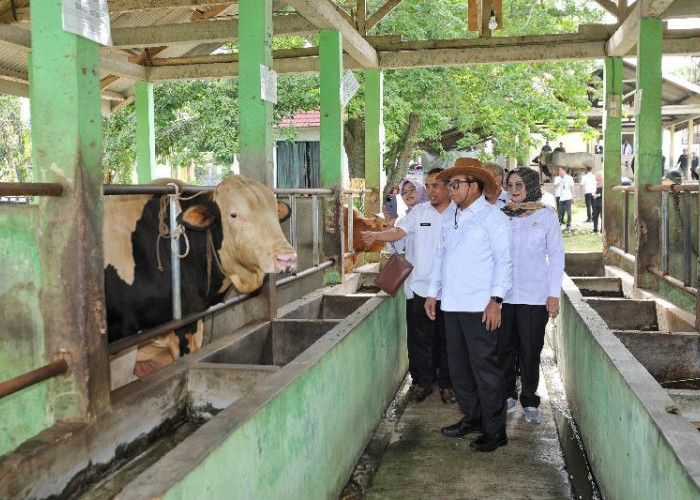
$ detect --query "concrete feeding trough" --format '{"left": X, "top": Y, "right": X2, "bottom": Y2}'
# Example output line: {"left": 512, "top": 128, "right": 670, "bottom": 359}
{"left": 0, "top": 277, "right": 405, "bottom": 499}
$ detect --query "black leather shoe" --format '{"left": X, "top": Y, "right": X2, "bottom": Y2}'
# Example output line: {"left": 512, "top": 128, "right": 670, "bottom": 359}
{"left": 411, "top": 385, "right": 433, "bottom": 403}
{"left": 440, "top": 418, "right": 482, "bottom": 438}
{"left": 470, "top": 431, "right": 508, "bottom": 452}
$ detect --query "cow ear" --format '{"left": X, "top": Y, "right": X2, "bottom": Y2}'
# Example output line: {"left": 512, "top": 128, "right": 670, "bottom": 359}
{"left": 277, "top": 201, "right": 291, "bottom": 223}
{"left": 179, "top": 203, "right": 219, "bottom": 231}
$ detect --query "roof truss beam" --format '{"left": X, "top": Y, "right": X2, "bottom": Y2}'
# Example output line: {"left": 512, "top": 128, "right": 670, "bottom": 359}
{"left": 280, "top": 0, "right": 378, "bottom": 67}
{"left": 606, "top": 0, "right": 676, "bottom": 57}
{"left": 111, "top": 13, "right": 316, "bottom": 48}
{"left": 366, "top": 0, "right": 403, "bottom": 30}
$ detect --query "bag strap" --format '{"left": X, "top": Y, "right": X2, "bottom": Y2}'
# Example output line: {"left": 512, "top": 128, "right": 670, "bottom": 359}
{"left": 389, "top": 241, "right": 399, "bottom": 254}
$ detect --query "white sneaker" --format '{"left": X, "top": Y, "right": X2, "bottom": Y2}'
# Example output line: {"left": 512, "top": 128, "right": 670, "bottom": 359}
{"left": 506, "top": 397, "right": 517, "bottom": 413}
{"left": 524, "top": 407, "right": 541, "bottom": 424}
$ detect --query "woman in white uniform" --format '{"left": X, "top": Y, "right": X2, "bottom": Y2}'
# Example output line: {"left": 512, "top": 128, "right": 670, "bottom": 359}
{"left": 498, "top": 167, "right": 565, "bottom": 424}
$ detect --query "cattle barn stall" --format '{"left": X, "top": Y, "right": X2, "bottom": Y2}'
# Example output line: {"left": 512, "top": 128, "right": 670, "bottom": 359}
{"left": 1, "top": 0, "right": 700, "bottom": 498}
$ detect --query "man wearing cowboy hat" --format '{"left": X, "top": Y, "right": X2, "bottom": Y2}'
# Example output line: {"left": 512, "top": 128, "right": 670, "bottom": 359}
{"left": 425, "top": 157, "right": 512, "bottom": 452}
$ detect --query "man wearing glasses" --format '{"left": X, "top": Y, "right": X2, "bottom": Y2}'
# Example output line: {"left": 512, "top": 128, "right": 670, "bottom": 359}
{"left": 425, "top": 158, "right": 512, "bottom": 452}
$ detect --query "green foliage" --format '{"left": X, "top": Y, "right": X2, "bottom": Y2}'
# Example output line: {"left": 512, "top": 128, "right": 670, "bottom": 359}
{"left": 0, "top": 95, "right": 31, "bottom": 182}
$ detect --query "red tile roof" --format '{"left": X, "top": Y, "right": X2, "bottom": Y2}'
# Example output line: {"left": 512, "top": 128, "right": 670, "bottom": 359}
{"left": 278, "top": 109, "right": 320, "bottom": 128}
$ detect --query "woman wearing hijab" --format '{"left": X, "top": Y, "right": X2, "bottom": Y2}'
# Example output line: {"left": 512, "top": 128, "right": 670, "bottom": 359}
{"left": 498, "top": 167, "right": 565, "bottom": 425}
{"left": 399, "top": 178, "right": 429, "bottom": 213}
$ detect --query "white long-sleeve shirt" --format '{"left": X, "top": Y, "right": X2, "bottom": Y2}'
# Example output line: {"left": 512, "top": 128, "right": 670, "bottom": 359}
{"left": 396, "top": 202, "right": 448, "bottom": 298}
{"left": 428, "top": 196, "right": 512, "bottom": 312}
{"left": 504, "top": 206, "right": 565, "bottom": 305}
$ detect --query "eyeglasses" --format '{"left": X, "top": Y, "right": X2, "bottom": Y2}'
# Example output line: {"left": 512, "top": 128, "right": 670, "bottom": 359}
{"left": 448, "top": 178, "right": 475, "bottom": 190}
{"left": 400, "top": 186, "right": 416, "bottom": 196}
{"left": 506, "top": 181, "right": 525, "bottom": 191}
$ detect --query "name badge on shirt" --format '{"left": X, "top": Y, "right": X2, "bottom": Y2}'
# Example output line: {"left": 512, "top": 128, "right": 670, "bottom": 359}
{"left": 420, "top": 222, "right": 431, "bottom": 226}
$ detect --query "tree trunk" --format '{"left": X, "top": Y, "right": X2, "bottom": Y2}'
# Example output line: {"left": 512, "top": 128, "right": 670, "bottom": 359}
{"left": 344, "top": 116, "right": 365, "bottom": 179}
{"left": 384, "top": 113, "right": 421, "bottom": 196}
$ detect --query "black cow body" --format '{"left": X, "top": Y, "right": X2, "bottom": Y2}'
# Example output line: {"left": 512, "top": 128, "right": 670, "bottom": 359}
{"left": 105, "top": 192, "right": 225, "bottom": 354}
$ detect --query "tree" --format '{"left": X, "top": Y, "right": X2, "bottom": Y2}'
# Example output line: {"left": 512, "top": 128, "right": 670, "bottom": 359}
{"left": 0, "top": 95, "right": 30, "bottom": 182}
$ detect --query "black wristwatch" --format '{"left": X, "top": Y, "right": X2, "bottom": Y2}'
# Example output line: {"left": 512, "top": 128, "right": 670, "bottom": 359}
{"left": 491, "top": 296, "right": 503, "bottom": 304}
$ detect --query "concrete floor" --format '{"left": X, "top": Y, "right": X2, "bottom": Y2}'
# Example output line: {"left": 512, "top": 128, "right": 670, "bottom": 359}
{"left": 364, "top": 368, "right": 573, "bottom": 499}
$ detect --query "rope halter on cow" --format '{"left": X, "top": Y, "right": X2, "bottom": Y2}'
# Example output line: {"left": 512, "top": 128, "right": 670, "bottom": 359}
{"left": 156, "top": 183, "right": 194, "bottom": 271}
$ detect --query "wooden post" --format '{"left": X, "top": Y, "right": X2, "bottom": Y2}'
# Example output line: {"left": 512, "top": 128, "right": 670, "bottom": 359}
{"left": 633, "top": 18, "right": 662, "bottom": 290}
{"left": 603, "top": 57, "right": 623, "bottom": 261}
{"left": 136, "top": 81, "right": 156, "bottom": 183}
{"left": 320, "top": 30, "right": 344, "bottom": 284}
{"left": 669, "top": 124, "right": 675, "bottom": 171}
{"left": 238, "top": 0, "right": 274, "bottom": 187}
{"left": 364, "top": 68, "right": 383, "bottom": 217}
{"left": 30, "top": 0, "right": 110, "bottom": 421}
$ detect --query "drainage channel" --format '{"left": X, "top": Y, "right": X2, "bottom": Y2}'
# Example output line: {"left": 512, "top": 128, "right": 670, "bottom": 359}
{"left": 541, "top": 341, "right": 602, "bottom": 500}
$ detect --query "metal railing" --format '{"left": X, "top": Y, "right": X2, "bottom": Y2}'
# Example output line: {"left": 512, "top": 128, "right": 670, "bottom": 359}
{"left": 611, "top": 182, "right": 699, "bottom": 296}
{"left": 0, "top": 359, "right": 68, "bottom": 400}
{"left": 0, "top": 182, "right": 63, "bottom": 197}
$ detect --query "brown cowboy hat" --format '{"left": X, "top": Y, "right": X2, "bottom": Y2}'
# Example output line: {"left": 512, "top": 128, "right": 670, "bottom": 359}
{"left": 437, "top": 158, "right": 500, "bottom": 202}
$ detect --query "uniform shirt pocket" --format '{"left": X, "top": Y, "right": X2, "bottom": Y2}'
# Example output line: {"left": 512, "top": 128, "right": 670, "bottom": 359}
{"left": 526, "top": 226, "right": 546, "bottom": 252}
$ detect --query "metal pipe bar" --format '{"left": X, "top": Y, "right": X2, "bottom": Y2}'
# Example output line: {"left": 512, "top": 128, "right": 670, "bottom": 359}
{"left": 170, "top": 195, "right": 182, "bottom": 320}
{"left": 104, "top": 184, "right": 215, "bottom": 196}
{"left": 684, "top": 194, "right": 692, "bottom": 286}
{"left": 108, "top": 291, "right": 257, "bottom": 355}
{"left": 611, "top": 185, "right": 635, "bottom": 192}
{"left": 0, "top": 359, "right": 68, "bottom": 400}
{"left": 661, "top": 192, "right": 669, "bottom": 274}
{"left": 608, "top": 245, "right": 636, "bottom": 263}
{"left": 312, "top": 195, "right": 320, "bottom": 266}
{"left": 0, "top": 182, "right": 63, "bottom": 197}
{"left": 624, "top": 191, "right": 630, "bottom": 254}
{"left": 648, "top": 265, "right": 698, "bottom": 296}
{"left": 104, "top": 185, "right": 334, "bottom": 196}
{"left": 347, "top": 195, "right": 354, "bottom": 259}
{"left": 276, "top": 260, "right": 335, "bottom": 286}
{"left": 646, "top": 184, "right": 699, "bottom": 192}
{"left": 341, "top": 188, "right": 372, "bottom": 194}
{"left": 289, "top": 194, "right": 297, "bottom": 253}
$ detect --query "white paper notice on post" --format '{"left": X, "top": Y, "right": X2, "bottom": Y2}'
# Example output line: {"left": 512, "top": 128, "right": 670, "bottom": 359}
{"left": 62, "top": 0, "right": 112, "bottom": 46}
{"left": 633, "top": 89, "right": 643, "bottom": 116}
{"left": 342, "top": 71, "right": 360, "bottom": 108}
{"left": 260, "top": 65, "right": 278, "bottom": 104}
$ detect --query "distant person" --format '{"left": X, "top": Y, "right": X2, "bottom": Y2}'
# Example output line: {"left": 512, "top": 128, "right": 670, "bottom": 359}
{"left": 552, "top": 171, "right": 563, "bottom": 221}
{"left": 483, "top": 162, "right": 509, "bottom": 208}
{"left": 541, "top": 141, "right": 552, "bottom": 153}
{"left": 553, "top": 142, "right": 566, "bottom": 153}
{"left": 592, "top": 172, "right": 603, "bottom": 234}
{"left": 622, "top": 140, "right": 633, "bottom": 155}
{"left": 540, "top": 185, "right": 557, "bottom": 210}
{"left": 580, "top": 166, "right": 596, "bottom": 223}
{"left": 675, "top": 148, "right": 689, "bottom": 171}
{"left": 692, "top": 152, "right": 699, "bottom": 181}
{"left": 595, "top": 143, "right": 603, "bottom": 154}
{"left": 556, "top": 167, "right": 574, "bottom": 231}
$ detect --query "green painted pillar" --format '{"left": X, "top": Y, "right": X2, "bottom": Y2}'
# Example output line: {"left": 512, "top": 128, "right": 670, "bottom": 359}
{"left": 320, "top": 29, "right": 343, "bottom": 284}
{"left": 603, "top": 57, "right": 623, "bottom": 261}
{"left": 136, "top": 81, "right": 156, "bottom": 183}
{"left": 365, "top": 68, "right": 383, "bottom": 217}
{"left": 30, "top": 2, "right": 110, "bottom": 422}
{"left": 634, "top": 18, "right": 663, "bottom": 290}
{"left": 238, "top": 0, "right": 274, "bottom": 187}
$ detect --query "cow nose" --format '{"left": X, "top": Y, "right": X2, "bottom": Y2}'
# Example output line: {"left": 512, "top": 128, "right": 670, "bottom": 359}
{"left": 275, "top": 253, "right": 298, "bottom": 273}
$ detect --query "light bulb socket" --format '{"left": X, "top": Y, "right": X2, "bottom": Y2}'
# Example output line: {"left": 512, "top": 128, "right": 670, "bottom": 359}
{"left": 488, "top": 9, "right": 498, "bottom": 30}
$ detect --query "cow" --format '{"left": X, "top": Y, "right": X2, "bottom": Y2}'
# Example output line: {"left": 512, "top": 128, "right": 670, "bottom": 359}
{"left": 104, "top": 176, "right": 297, "bottom": 382}
{"left": 342, "top": 206, "right": 390, "bottom": 272}
{"left": 536, "top": 151, "right": 595, "bottom": 180}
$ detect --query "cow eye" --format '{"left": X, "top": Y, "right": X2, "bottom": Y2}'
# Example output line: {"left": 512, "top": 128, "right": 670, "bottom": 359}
{"left": 230, "top": 212, "right": 237, "bottom": 219}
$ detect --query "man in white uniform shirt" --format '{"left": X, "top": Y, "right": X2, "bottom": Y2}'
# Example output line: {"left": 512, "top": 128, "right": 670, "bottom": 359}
{"left": 580, "top": 166, "right": 596, "bottom": 223}
{"left": 556, "top": 166, "right": 575, "bottom": 231}
{"left": 361, "top": 168, "right": 455, "bottom": 404}
{"left": 425, "top": 158, "right": 512, "bottom": 452}
{"left": 483, "top": 162, "right": 509, "bottom": 208}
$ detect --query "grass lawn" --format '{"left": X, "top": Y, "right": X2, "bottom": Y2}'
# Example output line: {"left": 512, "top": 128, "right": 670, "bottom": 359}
{"left": 561, "top": 200, "right": 603, "bottom": 253}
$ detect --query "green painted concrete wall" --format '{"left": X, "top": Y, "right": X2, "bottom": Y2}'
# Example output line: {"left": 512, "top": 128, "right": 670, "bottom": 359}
{"left": 0, "top": 208, "right": 52, "bottom": 456}
{"left": 553, "top": 279, "right": 700, "bottom": 499}
{"left": 164, "top": 295, "right": 407, "bottom": 499}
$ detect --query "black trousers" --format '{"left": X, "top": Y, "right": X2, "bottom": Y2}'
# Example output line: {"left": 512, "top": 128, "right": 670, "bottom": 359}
{"left": 409, "top": 294, "right": 452, "bottom": 389}
{"left": 592, "top": 189, "right": 602, "bottom": 232}
{"left": 558, "top": 199, "right": 572, "bottom": 226}
{"left": 498, "top": 304, "right": 549, "bottom": 408}
{"left": 444, "top": 312, "right": 506, "bottom": 436}
{"left": 555, "top": 197, "right": 561, "bottom": 221}
{"left": 584, "top": 193, "right": 593, "bottom": 220}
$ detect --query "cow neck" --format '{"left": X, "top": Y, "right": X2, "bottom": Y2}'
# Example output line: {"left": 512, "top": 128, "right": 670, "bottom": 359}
{"left": 206, "top": 226, "right": 227, "bottom": 295}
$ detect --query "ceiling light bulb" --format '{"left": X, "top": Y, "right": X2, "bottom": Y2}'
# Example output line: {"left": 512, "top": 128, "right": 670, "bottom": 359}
{"left": 489, "top": 10, "right": 498, "bottom": 30}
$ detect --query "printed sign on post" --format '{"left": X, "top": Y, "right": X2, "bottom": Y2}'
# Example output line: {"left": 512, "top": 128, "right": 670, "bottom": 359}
{"left": 260, "top": 65, "right": 278, "bottom": 104}
{"left": 633, "top": 89, "right": 643, "bottom": 116}
{"left": 606, "top": 94, "right": 621, "bottom": 118}
{"left": 62, "top": 0, "right": 112, "bottom": 46}
{"left": 342, "top": 70, "right": 360, "bottom": 108}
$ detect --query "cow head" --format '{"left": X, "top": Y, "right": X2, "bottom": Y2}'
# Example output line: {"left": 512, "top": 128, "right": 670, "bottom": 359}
{"left": 179, "top": 175, "right": 297, "bottom": 292}
{"left": 343, "top": 207, "right": 391, "bottom": 254}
